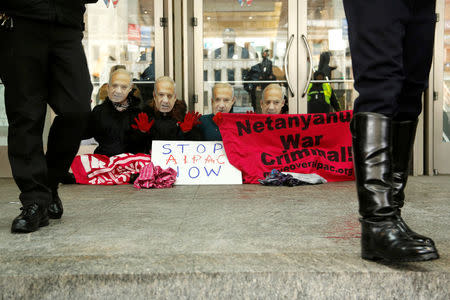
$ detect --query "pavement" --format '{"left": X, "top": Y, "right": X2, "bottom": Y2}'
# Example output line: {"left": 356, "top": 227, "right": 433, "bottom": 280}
{"left": 0, "top": 176, "right": 449, "bottom": 299}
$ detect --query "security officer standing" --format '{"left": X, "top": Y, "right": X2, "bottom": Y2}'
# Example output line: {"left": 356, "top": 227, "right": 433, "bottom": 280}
{"left": 343, "top": 0, "right": 439, "bottom": 261}
{"left": 0, "top": 0, "right": 98, "bottom": 233}
{"left": 307, "top": 71, "right": 341, "bottom": 114}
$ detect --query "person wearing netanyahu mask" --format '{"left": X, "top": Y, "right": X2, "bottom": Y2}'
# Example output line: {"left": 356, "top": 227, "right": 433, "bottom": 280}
{"left": 140, "top": 76, "right": 202, "bottom": 150}
{"left": 198, "top": 83, "right": 236, "bottom": 141}
{"left": 85, "top": 69, "right": 148, "bottom": 157}
{"left": 260, "top": 84, "right": 285, "bottom": 114}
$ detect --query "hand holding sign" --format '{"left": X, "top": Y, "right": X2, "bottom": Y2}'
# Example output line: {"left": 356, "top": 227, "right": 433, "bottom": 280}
{"left": 178, "top": 111, "right": 202, "bottom": 133}
{"left": 212, "top": 112, "right": 223, "bottom": 126}
{"left": 131, "top": 112, "right": 154, "bottom": 133}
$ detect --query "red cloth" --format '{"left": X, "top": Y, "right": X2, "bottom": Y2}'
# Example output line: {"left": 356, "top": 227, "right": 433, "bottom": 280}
{"left": 71, "top": 153, "right": 151, "bottom": 185}
{"left": 133, "top": 162, "right": 177, "bottom": 189}
{"left": 218, "top": 111, "right": 354, "bottom": 184}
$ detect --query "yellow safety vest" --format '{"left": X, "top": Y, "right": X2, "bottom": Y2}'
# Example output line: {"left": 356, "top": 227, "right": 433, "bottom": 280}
{"left": 307, "top": 83, "right": 332, "bottom": 104}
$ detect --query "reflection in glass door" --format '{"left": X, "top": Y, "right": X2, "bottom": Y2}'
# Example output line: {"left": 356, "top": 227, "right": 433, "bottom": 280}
{"left": 200, "top": 0, "right": 295, "bottom": 114}
{"left": 300, "top": 0, "right": 357, "bottom": 114}
{"left": 433, "top": 0, "right": 450, "bottom": 174}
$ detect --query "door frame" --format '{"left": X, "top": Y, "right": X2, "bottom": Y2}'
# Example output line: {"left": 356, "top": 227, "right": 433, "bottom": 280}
{"left": 431, "top": 0, "right": 450, "bottom": 174}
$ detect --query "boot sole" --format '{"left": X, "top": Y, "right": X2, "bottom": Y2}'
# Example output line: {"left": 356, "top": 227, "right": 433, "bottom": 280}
{"left": 48, "top": 212, "right": 63, "bottom": 219}
{"left": 11, "top": 218, "right": 49, "bottom": 233}
{"left": 362, "top": 251, "right": 440, "bottom": 262}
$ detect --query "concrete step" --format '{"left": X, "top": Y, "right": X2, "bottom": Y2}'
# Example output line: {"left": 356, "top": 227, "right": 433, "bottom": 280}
{"left": 0, "top": 177, "right": 449, "bottom": 299}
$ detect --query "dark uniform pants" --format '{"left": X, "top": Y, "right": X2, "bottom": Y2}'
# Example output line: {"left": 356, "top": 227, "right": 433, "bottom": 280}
{"left": 0, "top": 17, "right": 92, "bottom": 207}
{"left": 343, "top": 0, "right": 436, "bottom": 120}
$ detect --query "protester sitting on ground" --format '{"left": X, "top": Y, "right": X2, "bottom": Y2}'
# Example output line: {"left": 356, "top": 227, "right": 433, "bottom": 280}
{"left": 85, "top": 68, "right": 148, "bottom": 156}
{"left": 307, "top": 71, "right": 341, "bottom": 113}
{"left": 96, "top": 65, "right": 142, "bottom": 105}
{"left": 260, "top": 84, "right": 285, "bottom": 114}
{"left": 139, "top": 76, "right": 202, "bottom": 151}
{"left": 198, "top": 83, "right": 236, "bottom": 141}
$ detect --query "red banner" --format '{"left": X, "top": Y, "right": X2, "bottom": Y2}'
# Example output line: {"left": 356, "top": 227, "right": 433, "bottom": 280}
{"left": 218, "top": 111, "right": 354, "bottom": 184}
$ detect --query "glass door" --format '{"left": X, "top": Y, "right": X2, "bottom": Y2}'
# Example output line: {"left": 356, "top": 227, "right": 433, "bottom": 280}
{"left": 433, "top": 0, "right": 450, "bottom": 174}
{"left": 195, "top": 0, "right": 297, "bottom": 114}
{"left": 298, "top": 0, "right": 357, "bottom": 114}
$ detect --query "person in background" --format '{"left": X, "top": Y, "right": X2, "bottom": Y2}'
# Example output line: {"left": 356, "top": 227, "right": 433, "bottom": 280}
{"left": 199, "top": 83, "right": 236, "bottom": 141}
{"left": 260, "top": 84, "right": 285, "bottom": 114}
{"left": 245, "top": 47, "right": 276, "bottom": 113}
{"left": 307, "top": 71, "right": 341, "bottom": 114}
{"left": 0, "top": 0, "right": 98, "bottom": 233}
{"left": 139, "top": 76, "right": 202, "bottom": 151}
{"left": 344, "top": 0, "right": 439, "bottom": 261}
{"left": 137, "top": 49, "right": 155, "bottom": 103}
{"left": 318, "top": 51, "right": 337, "bottom": 80}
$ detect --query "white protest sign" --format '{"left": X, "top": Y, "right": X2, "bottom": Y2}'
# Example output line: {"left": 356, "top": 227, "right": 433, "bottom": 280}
{"left": 151, "top": 140, "right": 243, "bottom": 185}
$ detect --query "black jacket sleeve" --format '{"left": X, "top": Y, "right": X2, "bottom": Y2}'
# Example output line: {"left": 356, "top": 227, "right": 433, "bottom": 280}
{"left": 124, "top": 111, "right": 151, "bottom": 154}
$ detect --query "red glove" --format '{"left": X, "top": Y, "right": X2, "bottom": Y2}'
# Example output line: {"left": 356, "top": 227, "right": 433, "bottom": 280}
{"left": 212, "top": 112, "right": 223, "bottom": 126}
{"left": 178, "top": 111, "right": 202, "bottom": 133}
{"left": 246, "top": 110, "right": 255, "bottom": 114}
{"left": 131, "top": 112, "right": 154, "bottom": 133}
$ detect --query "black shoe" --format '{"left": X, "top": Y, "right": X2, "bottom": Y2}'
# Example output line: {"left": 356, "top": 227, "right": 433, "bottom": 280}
{"left": 11, "top": 204, "right": 49, "bottom": 233}
{"left": 48, "top": 193, "right": 63, "bottom": 219}
{"left": 360, "top": 218, "right": 439, "bottom": 262}
{"left": 60, "top": 172, "right": 76, "bottom": 184}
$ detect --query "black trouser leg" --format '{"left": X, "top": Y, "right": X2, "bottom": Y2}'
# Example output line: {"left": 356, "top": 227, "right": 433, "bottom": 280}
{"left": 0, "top": 18, "right": 52, "bottom": 207}
{"left": 46, "top": 114, "right": 89, "bottom": 192}
{"left": 45, "top": 21, "right": 92, "bottom": 193}
{"left": 396, "top": 1, "right": 437, "bottom": 121}
{"left": 344, "top": 0, "right": 408, "bottom": 116}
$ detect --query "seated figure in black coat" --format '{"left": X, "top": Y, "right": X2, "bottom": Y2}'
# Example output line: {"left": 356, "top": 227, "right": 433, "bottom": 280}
{"left": 86, "top": 69, "right": 148, "bottom": 156}
{"left": 140, "top": 76, "right": 202, "bottom": 151}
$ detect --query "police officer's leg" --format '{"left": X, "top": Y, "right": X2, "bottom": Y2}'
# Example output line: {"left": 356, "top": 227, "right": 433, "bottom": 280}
{"left": 45, "top": 25, "right": 92, "bottom": 219}
{"left": 391, "top": 0, "right": 438, "bottom": 246}
{"left": 344, "top": 0, "right": 438, "bottom": 261}
{"left": 0, "top": 18, "right": 51, "bottom": 232}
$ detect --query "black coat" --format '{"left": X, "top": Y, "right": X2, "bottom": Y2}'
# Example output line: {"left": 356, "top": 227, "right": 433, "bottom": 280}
{"left": 85, "top": 97, "right": 148, "bottom": 157}
{"left": 1, "top": 1, "right": 98, "bottom": 30}
{"left": 143, "top": 100, "right": 203, "bottom": 151}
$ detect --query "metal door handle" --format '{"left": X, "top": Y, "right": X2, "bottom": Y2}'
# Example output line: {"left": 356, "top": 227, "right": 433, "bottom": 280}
{"left": 301, "top": 34, "right": 314, "bottom": 98}
{"left": 284, "top": 34, "right": 295, "bottom": 97}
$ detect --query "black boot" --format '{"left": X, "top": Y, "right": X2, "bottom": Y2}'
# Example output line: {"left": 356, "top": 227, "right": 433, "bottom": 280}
{"left": 351, "top": 112, "right": 438, "bottom": 262}
{"left": 392, "top": 119, "right": 435, "bottom": 245}
{"left": 11, "top": 203, "right": 49, "bottom": 233}
{"left": 48, "top": 190, "right": 63, "bottom": 219}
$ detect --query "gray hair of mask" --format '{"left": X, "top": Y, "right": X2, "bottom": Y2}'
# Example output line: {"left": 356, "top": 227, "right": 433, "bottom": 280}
{"left": 109, "top": 68, "right": 133, "bottom": 87}
{"left": 154, "top": 76, "right": 176, "bottom": 93}
{"left": 262, "top": 83, "right": 285, "bottom": 101}
{"left": 212, "top": 82, "right": 234, "bottom": 99}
